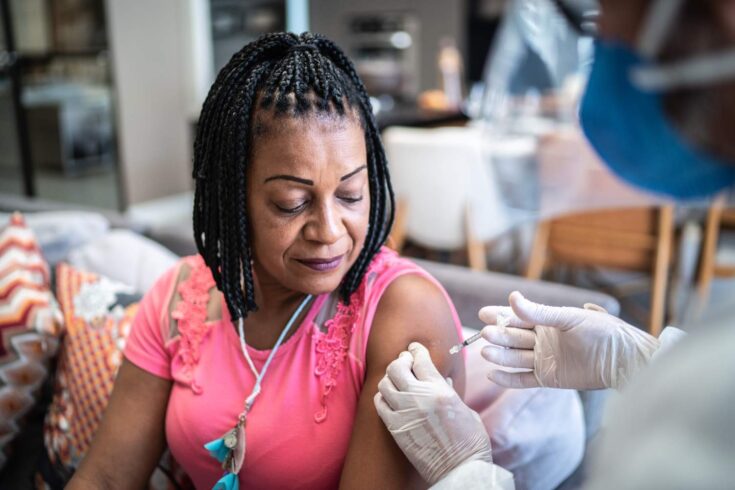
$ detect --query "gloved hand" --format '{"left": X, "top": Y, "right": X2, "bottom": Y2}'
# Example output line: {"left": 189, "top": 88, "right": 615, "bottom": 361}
{"left": 479, "top": 291, "right": 661, "bottom": 390}
{"left": 374, "top": 342, "right": 493, "bottom": 485}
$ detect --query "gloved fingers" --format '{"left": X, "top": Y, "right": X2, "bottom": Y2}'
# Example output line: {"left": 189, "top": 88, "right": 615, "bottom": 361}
{"left": 478, "top": 305, "right": 535, "bottom": 329}
{"left": 487, "top": 369, "right": 540, "bottom": 388}
{"left": 408, "top": 342, "right": 447, "bottom": 383}
{"left": 481, "top": 324, "right": 536, "bottom": 349}
{"left": 385, "top": 350, "right": 418, "bottom": 392}
{"left": 377, "top": 375, "right": 403, "bottom": 410}
{"left": 374, "top": 393, "right": 426, "bottom": 432}
{"left": 374, "top": 392, "right": 401, "bottom": 429}
{"left": 509, "top": 291, "right": 579, "bottom": 331}
{"left": 481, "top": 345, "right": 535, "bottom": 369}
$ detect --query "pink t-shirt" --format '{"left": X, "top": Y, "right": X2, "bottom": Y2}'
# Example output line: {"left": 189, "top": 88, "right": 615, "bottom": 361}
{"left": 124, "top": 247, "right": 462, "bottom": 489}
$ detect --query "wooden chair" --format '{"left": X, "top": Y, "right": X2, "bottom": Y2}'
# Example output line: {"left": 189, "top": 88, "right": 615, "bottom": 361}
{"left": 388, "top": 198, "right": 489, "bottom": 270}
{"left": 697, "top": 195, "right": 735, "bottom": 303}
{"left": 526, "top": 206, "right": 675, "bottom": 336}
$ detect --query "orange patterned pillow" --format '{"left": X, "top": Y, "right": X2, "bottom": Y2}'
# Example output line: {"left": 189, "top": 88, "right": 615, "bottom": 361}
{"left": 40, "top": 263, "right": 190, "bottom": 489}
{"left": 0, "top": 212, "right": 61, "bottom": 469}
{"left": 44, "top": 262, "right": 139, "bottom": 470}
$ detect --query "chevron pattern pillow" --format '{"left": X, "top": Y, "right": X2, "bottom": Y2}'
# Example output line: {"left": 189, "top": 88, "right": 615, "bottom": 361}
{"left": 0, "top": 212, "right": 61, "bottom": 469}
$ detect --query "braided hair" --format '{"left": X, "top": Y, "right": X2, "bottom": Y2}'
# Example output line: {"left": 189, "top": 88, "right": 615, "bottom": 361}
{"left": 192, "top": 32, "right": 395, "bottom": 321}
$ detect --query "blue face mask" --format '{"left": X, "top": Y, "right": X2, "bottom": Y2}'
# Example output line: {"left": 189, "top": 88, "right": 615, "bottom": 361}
{"left": 579, "top": 39, "right": 735, "bottom": 199}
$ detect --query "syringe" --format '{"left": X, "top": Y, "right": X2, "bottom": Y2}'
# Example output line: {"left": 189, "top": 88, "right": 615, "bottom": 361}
{"left": 449, "top": 314, "right": 510, "bottom": 355}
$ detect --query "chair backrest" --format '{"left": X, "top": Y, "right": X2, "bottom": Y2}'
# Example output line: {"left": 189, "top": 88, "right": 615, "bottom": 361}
{"left": 526, "top": 205, "right": 675, "bottom": 335}
{"left": 382, "top": 126, "right": 507, "bottom": 249}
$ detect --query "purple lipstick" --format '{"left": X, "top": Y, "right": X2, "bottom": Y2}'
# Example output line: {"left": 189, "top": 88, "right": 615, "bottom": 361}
{"left": 296, "top": 255, "right": 344, "bottom": 272}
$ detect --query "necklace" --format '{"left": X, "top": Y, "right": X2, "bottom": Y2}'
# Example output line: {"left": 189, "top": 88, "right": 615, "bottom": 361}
{"left": 205, "top": 294, "right": 313, "bottom": 489}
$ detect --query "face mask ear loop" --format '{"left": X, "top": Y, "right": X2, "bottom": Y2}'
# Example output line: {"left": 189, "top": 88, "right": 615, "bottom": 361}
{"left": 632, "top": 50, "right": 735, "bottom": 91}
{"left": 636, "top": 0, "right": 685, "bottom": 59}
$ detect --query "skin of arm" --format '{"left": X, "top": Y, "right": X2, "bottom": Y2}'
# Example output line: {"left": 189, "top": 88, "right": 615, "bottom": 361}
{"left": 339, "top": 273, "right": 465, "bottom": 489}
{"left": 67, "top": 360, "right": 172, "bottom": 489}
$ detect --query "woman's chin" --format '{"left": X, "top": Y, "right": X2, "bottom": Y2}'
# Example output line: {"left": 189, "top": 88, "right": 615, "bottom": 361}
{"left": 294, "top": 275, "right": 345, "bottom": 296}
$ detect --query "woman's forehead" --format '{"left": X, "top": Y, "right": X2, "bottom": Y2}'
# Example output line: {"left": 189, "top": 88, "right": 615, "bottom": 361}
{"left": 250, "top": 114, "right": 367, "bottom": 179}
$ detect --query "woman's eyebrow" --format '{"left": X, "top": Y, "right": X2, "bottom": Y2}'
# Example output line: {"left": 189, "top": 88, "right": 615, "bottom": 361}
{"left": 340, "top": 165, "right": 367, "bottom": 181}
{"left": 264, "top": 165, "right": 367, "bottom": 185}
{"left": 264, "top": 175, "right": 314, "bottom": 185}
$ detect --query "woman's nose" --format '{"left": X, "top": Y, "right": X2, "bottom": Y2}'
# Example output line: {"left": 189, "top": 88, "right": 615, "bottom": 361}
{"left": 304, "top": 203, "right": 345, "bottom": 244}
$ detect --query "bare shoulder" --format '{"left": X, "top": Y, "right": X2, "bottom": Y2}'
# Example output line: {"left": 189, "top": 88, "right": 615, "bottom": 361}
{"left": 368, "top": 272, "right": 463, "bottom": 384}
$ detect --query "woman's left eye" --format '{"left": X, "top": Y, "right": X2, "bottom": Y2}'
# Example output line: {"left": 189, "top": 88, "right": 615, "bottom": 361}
{"left": 339, "top": 195, "right": 363, "bottom": 204}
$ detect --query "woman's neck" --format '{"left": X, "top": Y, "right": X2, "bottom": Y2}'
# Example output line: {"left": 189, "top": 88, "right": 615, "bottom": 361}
{"left": 239, "top": 262, "right": 311, "bottom": 349}
{"left": 252, "top": 275, "right": 307, "bottom": 318}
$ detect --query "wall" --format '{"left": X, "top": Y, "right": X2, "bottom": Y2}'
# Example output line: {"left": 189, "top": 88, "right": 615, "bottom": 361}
{"left": 309, "top": 0, "right": 466, "bottom": 94}
{"left": 105, "top": 0, "right": 212, "bottom": 208}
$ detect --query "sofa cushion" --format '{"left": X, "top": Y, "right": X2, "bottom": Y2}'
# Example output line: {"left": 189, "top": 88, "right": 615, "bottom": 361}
{"left": 0, "top": 213, "right": 61, "bottom": 470}
{"left": 39, "top": 263, "right": 189, "bottom": 489}
{"left": 66, "top": 229, "right": 178, "bottom": 292}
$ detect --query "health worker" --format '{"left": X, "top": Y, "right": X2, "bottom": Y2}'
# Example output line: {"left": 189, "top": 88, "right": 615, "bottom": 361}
{"left": 374, "top": 0, "right": 735, "bottom": 488}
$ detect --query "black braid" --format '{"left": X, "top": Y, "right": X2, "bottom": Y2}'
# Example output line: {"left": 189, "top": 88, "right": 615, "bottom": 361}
{"left": 193, "top": 32, "right": 395, "bottom": 320}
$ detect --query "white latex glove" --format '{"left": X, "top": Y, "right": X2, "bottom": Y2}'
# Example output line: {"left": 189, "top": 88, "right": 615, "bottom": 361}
{"left": 478, "top": 291, "right": 662, "bottom": 390}
{"left": 374, "top": 342, "right": 493, "bottom": 485}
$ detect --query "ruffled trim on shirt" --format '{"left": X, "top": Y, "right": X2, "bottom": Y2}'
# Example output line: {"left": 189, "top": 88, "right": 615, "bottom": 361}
{"left": 170, "top": 255, "right": 216, "bottom": 394}
{"left": 169, "top": 249, "right": 402, "bottom": 405}
{"left": 312, "top": 248, "right": 399, "bottom": 423}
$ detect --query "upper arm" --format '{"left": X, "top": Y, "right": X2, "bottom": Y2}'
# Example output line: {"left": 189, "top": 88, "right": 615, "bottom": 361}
{"left": 339, "top": 273, "right": 465, "bottom": 489}
{"left": 68, "top": 360, "right": 172, "bottom": 489}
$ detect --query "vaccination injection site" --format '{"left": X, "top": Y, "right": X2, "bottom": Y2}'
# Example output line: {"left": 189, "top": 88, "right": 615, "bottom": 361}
{"left": 1, "top": 0, "right": 734, "bottom": 488}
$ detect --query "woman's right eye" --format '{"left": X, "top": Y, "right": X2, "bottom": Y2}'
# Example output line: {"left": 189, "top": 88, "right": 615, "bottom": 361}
{"left": 275, "top": 201, "right": 308, "bottom": 214}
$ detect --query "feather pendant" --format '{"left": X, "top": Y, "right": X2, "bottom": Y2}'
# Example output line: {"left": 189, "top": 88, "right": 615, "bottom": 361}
{"left": 229, "top": 420, "right": 246, "bottom": 474}
{"left": 205, "top": 421, "right": 245, "bottom": 474}
{"left": 213, "top": 472, "right": 239, "bottom": 490}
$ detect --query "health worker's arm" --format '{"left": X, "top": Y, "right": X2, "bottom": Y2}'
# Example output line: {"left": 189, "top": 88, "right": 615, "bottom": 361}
{"left": 338, "top": 274, "right": 465, "bottom": 489}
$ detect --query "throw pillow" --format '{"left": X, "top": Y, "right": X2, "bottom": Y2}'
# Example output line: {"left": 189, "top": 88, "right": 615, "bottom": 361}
{"left": 0, "top": 213, "right": 61, "bottom": 469}
{"left": 67, "top": 229, "right": 178, "bottom": 292}
{"left": 40, "top": 263, "right": 190, "bottom": 489}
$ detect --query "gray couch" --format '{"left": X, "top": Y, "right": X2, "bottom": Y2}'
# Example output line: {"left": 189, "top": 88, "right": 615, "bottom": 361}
{"left": 0, "top": 195, "right": 616, "bottom": 489}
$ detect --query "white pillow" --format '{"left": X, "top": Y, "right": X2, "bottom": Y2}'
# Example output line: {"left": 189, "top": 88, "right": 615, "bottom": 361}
{"left": 67, "top": 229, "right": 178, "bottom": 292}
{"left": 0, "top": 211, "right": 110, "bottom": 265}
{"left": 461, "top": 327, "right": 585, "bottom": 490}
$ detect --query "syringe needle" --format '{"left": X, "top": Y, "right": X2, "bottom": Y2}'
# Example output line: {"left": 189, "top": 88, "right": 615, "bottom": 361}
{"left": 449, "top": 314, "right": 510, "bottom": 355}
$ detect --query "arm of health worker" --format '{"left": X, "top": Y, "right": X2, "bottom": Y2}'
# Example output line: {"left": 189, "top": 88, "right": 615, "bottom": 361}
{"left": 479, "top": 291, "right": 686, "bottom": 390}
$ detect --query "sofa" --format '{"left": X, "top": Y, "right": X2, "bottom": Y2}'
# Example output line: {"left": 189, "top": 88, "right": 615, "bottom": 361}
{"left": 0, "top": 195, "right": 617, "bottom": 489}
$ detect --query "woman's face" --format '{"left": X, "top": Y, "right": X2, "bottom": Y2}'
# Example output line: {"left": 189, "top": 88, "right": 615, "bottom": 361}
{"left": 247, "top": 113, "right": 371, "bottom": 295}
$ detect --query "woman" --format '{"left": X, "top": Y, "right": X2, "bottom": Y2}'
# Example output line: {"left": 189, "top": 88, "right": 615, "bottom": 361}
{"left": 69, "top": 33, "right": 465, "bottom": 489}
